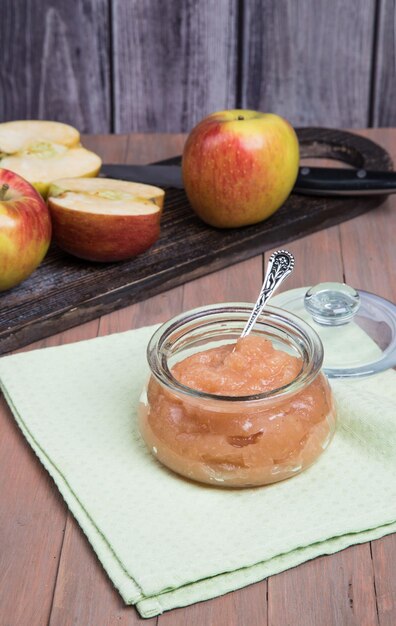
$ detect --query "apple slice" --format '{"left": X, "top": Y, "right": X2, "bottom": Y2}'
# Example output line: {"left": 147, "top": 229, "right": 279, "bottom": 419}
{"left": 1, "top": 147, "right": 102, "bottom": 196}
{"left": 47, "top": 177, "right": 165, "bottom": 262}
{"left": 0, "top": 120, "right": 81, "bottom": 153}
{"left": 0, "top": 120, "right": 101, "bottom": 196}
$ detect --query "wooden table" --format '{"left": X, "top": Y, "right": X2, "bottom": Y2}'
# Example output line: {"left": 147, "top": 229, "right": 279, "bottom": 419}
{"left": 1, "top": 129, "right": 395, "bottom": 626}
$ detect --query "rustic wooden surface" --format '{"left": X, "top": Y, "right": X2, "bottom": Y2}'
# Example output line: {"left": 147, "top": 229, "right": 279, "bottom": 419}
{"left": 0, "top": 0, "right": 395, "bottom": 131}
{"left": 0, "top": 128, "right": 392, "bottom": 356}
{"left": 241, "top": 0, "right": 376, "bottom": 127}
{"left": 112, "top": 0, "right": 238, "bottom": 132}
{"left": 0, "top": 0, "right": 110, "bottom": 133}
{"left": 0, "top": 128, "right": 395, "bottom": 626}
{"left": 372, "top": 0, "right": 396, "bottom": 127}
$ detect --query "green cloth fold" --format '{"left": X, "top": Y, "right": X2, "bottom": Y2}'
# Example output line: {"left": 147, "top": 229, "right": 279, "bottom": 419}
{"left": 1, "top": 313, "right": 395, "bottom": 618}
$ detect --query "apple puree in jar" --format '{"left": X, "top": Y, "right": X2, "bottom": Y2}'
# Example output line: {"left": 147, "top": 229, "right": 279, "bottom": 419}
{"left": 139, "top": 335, "right": 335, "bottom": 487}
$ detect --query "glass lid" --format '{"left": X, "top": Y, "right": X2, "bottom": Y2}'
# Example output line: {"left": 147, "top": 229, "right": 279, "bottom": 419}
{"left": 272, "top": 283, "right": 396, "bottom": 378}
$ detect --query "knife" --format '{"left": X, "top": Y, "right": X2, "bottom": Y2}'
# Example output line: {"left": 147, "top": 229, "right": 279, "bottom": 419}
{"left": 100, "top": 163, "right": 396, "bottom": 197}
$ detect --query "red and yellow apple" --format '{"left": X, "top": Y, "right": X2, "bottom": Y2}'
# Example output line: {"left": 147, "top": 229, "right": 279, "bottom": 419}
{"left": 182, "top": 110, "right": 299, "bottom": 228}
{"left": 0, "top": 120, "right": 101, "bottom": 197}
{"left": 47, "top": 177, "right": 164, "bottom": 262}
{"left": 0, "top": 168, "right": 52, "bottom": 291}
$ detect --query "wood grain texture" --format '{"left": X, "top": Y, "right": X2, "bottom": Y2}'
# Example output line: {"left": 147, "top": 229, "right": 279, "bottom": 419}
{"left": 159, "top": 580, "right": 267, "bottom": 626}
{"left": 241, "top": 0, "right": 376, "bottom": 127}
{"left": 124, "top": 134, "right": 187, "bottom": 164}
{"left": 111, "top": 0, "right": 237, "bottom": 132}
{"left": 0, "top": 129, "right": 392, "bottom": 356}
{"left": 268, "top": 546, "right": 379, "bottom": 626}
{"left": 371, "top": 536, "right": 396, "bottom": 626}
{"left": 0, "top": 0, "right": 394, "bottom": 133}
{"left": 263, "top": 225, "right": 344, "bottom": 291}
{"left": 372, "top": 0, "right": 396, "bottom": 126}
{"left": 182, "top": 256, "right": 263, "bottom": 309}
{"left": 0, "top": 0, "right": 111, "bottom": 132}
{"left": 83, "top": 133, "right": 130, "bottom": 163}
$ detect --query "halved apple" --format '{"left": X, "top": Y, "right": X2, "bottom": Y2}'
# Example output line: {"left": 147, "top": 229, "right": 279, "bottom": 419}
{"left": 0, "top": 120, "right": 81, "bottom": 153}
{"left": 0, "top": 120, "right": 101, "bottom": 196}
{"left": 47, "top": 177, "right": 165, "bottom": 262}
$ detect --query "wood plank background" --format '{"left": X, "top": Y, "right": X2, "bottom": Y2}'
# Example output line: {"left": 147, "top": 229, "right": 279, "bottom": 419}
{"left": 0, "top": 0, "right": 395, "bottom": 133}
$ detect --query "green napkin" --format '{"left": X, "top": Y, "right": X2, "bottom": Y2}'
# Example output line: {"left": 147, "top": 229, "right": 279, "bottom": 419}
{"left": 1, "top": 310, "right": 396, "bottom": 618}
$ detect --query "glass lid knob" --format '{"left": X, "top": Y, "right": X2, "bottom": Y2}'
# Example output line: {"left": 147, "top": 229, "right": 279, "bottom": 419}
{"left": 304, "top": 282, "right": 361, "bottom": 326}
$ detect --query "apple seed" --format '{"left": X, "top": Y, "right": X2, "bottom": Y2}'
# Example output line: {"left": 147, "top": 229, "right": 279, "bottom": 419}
{"left": 0, "top": 183, "right": 9, "bottom": 201}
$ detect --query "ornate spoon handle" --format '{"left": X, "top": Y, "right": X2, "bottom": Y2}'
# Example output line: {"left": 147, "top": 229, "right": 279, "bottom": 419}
{"left": 240, "top": 250, "right": 295, "bottom": 338}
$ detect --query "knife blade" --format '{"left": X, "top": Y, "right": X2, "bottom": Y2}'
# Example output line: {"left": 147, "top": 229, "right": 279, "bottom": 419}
{"left": 101, "top": 164, "right": 184, "bottom": 189}
{"left": 100, "top": 163, "right": 396, "bottom": 196}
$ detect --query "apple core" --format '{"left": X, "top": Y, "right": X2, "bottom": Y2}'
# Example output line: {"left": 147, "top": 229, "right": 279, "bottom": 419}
{"left": 0, "top": 183, "right": 9, "bottom": 201}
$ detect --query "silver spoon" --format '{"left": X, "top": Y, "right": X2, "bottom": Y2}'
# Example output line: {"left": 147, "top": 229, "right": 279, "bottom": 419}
{"left": 240, "top": 249, "right": 295, "bottom": 338}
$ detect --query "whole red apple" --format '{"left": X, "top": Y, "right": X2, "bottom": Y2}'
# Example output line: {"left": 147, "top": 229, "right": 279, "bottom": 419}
{"left": 0, "top": 168, "right": 51, "bottom": 291}
{"left": 182, "top": 110, "right": 299, "bottom": 228}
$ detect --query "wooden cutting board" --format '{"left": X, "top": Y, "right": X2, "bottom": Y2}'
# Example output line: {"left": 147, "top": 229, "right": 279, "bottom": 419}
{"left": 0, "top": 128, "right": 393, "bottom": 355}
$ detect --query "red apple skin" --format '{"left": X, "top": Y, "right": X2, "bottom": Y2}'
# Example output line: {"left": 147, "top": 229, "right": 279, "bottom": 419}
{"left": 182, "top": 110, "right": 300, "bottom": 228}
{"left": 0, "top": 168, "right": 52, "bottom": 291}
{"left": 48, "top": 203, "right": 162, "bottom": 262}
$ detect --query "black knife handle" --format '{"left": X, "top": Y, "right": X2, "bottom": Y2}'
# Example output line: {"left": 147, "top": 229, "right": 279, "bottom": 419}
{"left": 295, "top": 166, "right": 396, "bottom": 196}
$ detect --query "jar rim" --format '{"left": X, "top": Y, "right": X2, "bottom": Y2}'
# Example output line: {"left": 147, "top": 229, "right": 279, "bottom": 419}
{"left": 147, "top": 303, "right": 324, "bottom": 404}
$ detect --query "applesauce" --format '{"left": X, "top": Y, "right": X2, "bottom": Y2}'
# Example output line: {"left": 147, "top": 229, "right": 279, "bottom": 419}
{"left": 138, "top": 304, "right": 336, "bottom": 487}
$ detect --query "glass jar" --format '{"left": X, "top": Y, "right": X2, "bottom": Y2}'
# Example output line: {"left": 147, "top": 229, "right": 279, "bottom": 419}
{"left": 138, "top": 303, "right": 336, "bottom": 488}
